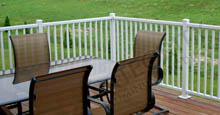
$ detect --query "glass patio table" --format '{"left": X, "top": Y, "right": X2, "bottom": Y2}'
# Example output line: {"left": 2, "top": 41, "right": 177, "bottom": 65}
{"left": 0, "top": 57, "right": 116, "bottom": 106}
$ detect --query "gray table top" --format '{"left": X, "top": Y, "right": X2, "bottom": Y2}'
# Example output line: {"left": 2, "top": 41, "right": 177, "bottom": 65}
{"left": 0, "top": 58, "right": 116, "bottom": 106}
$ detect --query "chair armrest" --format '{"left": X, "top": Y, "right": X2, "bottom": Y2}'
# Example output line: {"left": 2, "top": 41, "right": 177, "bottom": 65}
{"left": 0, "top": 106, "right": 13, "bottom": 115}
{"left": 87, "top": 96, "right": 111, "bottom": 115}
{"left": 152, "top": 66, "right": 163, "bottom": 86}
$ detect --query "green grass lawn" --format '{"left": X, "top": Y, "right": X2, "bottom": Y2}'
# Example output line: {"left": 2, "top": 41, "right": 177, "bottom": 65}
{"left": 0, "top": 0, "right": 220, "bottom": 26}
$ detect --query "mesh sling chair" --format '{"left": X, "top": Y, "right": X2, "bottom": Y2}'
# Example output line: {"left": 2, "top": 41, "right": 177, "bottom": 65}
{"left": 9, "top": 33, "right": 50, "bottom": 114}
{"left": 10, "top": 33, "right": 50, "bottom": 84}
{"left": 29, "top": 66, "right": 92, "bottom": 115}
{"left": 134, "top": 30, "right": 169, "bottom": 114}
{"left": 89, "top": 52, "right": 158, "bottom": 115}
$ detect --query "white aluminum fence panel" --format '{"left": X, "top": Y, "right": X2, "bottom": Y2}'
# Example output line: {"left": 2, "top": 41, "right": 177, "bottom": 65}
{"left": 89, "top": 22, "right": 93, "bottom": 57}
{"left": 72, "top": 23, "right": 76, "bottom": 58}
{"left": 105, "top": 20, "right": 109, "bottom": 60}
{"left": 211, "top": 30, "right": 215, "bottom": 96}
{"left": 197, "top": 28, "right": 201, "bottom": 93}
{"left": 172, "top": 25, "right": 175, "bottom": 86}
{"left": 204, "top": 29, "right": 208, "bottom": 95}
{"left": 84, "top": 22, "right": 88, "bottom": 57}
{"left": 0, "top": 17, "right": 113, "bottom": 74}
{"left": 218, "top": 31, "right": 220, "bottom": 98}
{"left": 191, "top": 27, "right": 195, "bottom": 91}
{"left": 120, "top": 20, "right": 124, "bottom": 60}
{"left": 116, "top": 20, "right": 120, "bottom": 61}
{"left": 130, "top": 21, "right": 133, "bottom": 58}
{"left": 189, "top": 24, "right": 220, "bottom": 101}
{"left": 66, "top": 24, "right": 70, "bottom": 60}
{"left": 0, "top": 31, "right": 5, "bottom": 74}
{"left": 54, "top": 25, "right": 59, "bottom": 64}
{"left": 78, "top": 22, "right": 82, "bottom": 57}
{"left": 7, "top": 31, "right": 13, "bottom": 72}
{"left": 177, "top": 26, "right": 181, "bottom": 88}
{"left": 125, "top": 21, "right": 129, "bottom": 59}
{"left": 43, "top": 19, "right": 112, "bottom": 63}
{"left": 0, "top": 15, "right": 220, "bottom": 101}
{"left": 60, "top": 24, "right": 64, "bottom": 61}
{"left": 166, "top": 25, "right": 169, "bottom": 85}
{"left": 100, "top": 21, "right": 103, "bottom": 58}
{"left": 160, "top": 24, "right": 164, "bottom": 84}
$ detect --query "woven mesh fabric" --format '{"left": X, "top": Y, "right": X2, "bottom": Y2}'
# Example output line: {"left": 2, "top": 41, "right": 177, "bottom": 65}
{"left": 10, "top": 33, "right": 50, "bottom": 84}
{"left": 32, "top": 66, "right": 91, "bottom": 115}
{"left": 113, "top": 53, "right": 155, "bottom": 115}
{"left": 134, "top": 30, "right": 165, "bottom": 84}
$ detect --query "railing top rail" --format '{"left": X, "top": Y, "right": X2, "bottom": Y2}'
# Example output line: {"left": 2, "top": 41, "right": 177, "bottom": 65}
{"left": 189, "top": 23, "right": 220, "bottom": 30}
{"left": 1, "top": 15, "right": 220, "bottom": 31}
{"left": 42, "top": 16, "right": 111, "bottom": 26}
{"left": 115, "top": 16, "right": 183, "bottom": 26}
{"left": 0, "top": 24, "right": 37, "bottom": 31}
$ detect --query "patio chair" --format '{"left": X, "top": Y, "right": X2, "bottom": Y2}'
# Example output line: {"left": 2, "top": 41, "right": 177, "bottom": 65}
{"left": 134, "top": 30, "right": 169, "bottom": 114}
{"left": 10, "top": 33, "right": 50, "bottom": 84}
{"left": 89, "top": 52, "right": 158, "bottom": 115}
{"left": 29, "top": 65, "right": 92, "bottom": 115}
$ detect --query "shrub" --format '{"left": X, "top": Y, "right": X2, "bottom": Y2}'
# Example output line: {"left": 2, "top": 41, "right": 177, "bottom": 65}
{"left": 24, "top": 21, "right": 30, "bottom": 34}
{"left": 64, "top": 31, "right": 73, "bottom": 48}
{"left": 4, "top": 16, "right": 10, "bottom": 26}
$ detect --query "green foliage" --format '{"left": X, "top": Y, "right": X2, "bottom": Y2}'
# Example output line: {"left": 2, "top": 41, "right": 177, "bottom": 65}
{"left": 168, "top": 48, "right": 178, "bottom": 74}
{"left": 64, "top": 31, "right": 73, "bottom": 48}
{"left": 4, "top": 16, "right": 10, "bottom": 26}
{"left": 24, "top": 21, "right": 30, "bottom": 34}
{"left": 0, "top": 0, "right": 219, "bottom": 25}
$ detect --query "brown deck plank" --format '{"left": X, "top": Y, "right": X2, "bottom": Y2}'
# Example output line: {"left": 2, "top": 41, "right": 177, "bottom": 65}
{"left": 7, "top": 86, "right": 220, "bottom": 115}
{"left": 152, "top": 86, "right": 220, "bottom": 115}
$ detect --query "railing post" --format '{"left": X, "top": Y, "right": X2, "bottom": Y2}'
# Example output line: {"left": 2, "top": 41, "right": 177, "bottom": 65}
{"left": 179, "top": 19, "right": 191, "bottom": 99}
{"left": 110, "top": 13, "right": 116, "bottom": 61}
{"left": 36, "top": 19, "right": 43, "bottom": 33}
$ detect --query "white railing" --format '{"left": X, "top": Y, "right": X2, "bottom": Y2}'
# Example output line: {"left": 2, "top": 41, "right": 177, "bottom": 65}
{"left": 0, "top": 13, "right": 219, "bottom": 101}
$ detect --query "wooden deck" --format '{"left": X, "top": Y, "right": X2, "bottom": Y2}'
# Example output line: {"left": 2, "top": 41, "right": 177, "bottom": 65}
{"left": 91, "top": 86, "right": 220, "bottom": 115}
{"left": 148, "top": 87, "right": 220, "bottom": 115}
{"left": 8, "top": 86, "right": 220, "bottom": 115}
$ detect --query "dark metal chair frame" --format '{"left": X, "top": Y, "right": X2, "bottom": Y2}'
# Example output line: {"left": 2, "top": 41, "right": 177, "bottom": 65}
{"left": 91, "top": 53, "right": 159, "bottom": 115}
{"left": 29, "top": 65, "right": 92, "bottom": 115}
{"left": 134, "top": 30, "right": 169, "bottom": 114}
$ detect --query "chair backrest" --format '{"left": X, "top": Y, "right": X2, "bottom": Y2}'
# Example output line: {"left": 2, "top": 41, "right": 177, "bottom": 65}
{"left": 29, "top": 65, "right": 92, "bottom": 115}
{"left": 10, "top": 33, "right": 50, "bottom": 84}
{"left": 110, "top": 52, "right": 158, "bottom": 115}
{"left": 134, "top": 30, "right": 166, "bottom": 85}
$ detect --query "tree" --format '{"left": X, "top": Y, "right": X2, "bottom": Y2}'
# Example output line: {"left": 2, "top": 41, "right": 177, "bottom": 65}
{"left": 24, "top": 21, "right": 30, "bottom": 34}
{"left": 4, "top": 16, "right": 10, "bottom": 26}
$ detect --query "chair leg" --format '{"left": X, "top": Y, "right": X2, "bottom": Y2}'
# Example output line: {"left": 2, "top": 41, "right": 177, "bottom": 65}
{"left": 98, "top": 80, "right": 110, "bottom": 103}
{"left": 17, "top": 102, "right": 23, "bottom": 115}
{"left": 99, "top": 81, "right": 105, "bottom": 101}
{"left": 152, "top": 105, "right": 169, "bottom": 115}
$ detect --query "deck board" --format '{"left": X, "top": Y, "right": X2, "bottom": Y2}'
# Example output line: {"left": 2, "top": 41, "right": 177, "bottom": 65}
{"left": 149, "top": 87, "right": 220, "bottom": 115}
{"left": 7, "top": 86, "right": 220, "bottom": 115}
